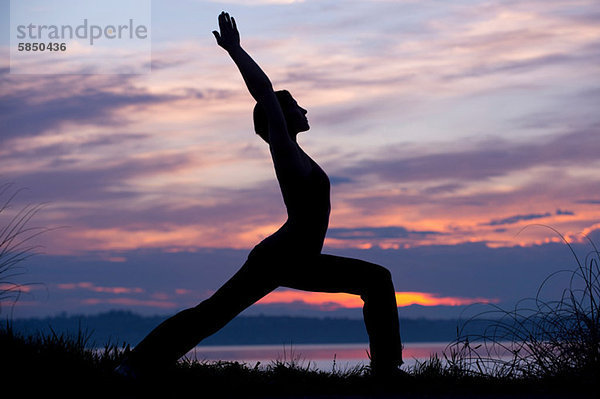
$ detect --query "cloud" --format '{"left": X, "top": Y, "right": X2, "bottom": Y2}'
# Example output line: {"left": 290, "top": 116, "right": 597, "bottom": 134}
{"left": 341, "top": 126, "right": 600, "bottom": 184}
{"left": 328, "top": 176, "right": 354, "bottom": 186}
{"left": 328, "top": 226, "right": 445, "bottom": 240}
{"left": 555, "top": 209, "right": 574, "bottom": 216}
{"left": 9, "top": 150, "right": 196, "bottom": 203}
{"left": 441, "top": 53, "right": 588, "bottom": 81}
{"left": 81, "top": 298, "right": 177, "bottom": 308}
{"left": 576, "top": 200, "right": 600, "bottom": 205}
{"left": 57, "top": 282, "right": 145, "bottom": 295}
{"left": 483, "top": 212, "right": 552, "bottom": 226}
{"left": 0, "top": 75, "right": 195, "bottom": 144}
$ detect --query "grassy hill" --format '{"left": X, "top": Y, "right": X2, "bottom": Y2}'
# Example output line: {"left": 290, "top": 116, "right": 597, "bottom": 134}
{"left": 0, "top": 322, "right": 595, "bottom": 399}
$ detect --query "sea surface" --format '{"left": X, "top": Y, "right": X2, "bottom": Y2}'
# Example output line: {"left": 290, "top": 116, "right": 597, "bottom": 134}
{"left": 187, "top": 342, "right": 450, "bottom": 372}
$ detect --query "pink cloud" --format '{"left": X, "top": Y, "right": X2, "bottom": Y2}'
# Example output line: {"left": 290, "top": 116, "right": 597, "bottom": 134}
{"left": 81, "top": 298, "right": 177, "bottom": 308}
{"left": 56, "top": 282, "right": 144, "bottom": 295}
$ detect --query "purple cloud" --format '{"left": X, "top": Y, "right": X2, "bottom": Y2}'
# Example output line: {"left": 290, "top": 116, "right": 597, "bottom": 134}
{"left": 555, "top": 209, "right": 574, "bottom": 216}
{"left": 10, "top": 152, "right": 195, "bottom": 203}
{"left": 0, "top": 75, "right": 193, "bottom": 143}
{"left": 340, "top": 127, "right": 600, "bottom": 184}
{"left": 576, "top": 200, "right": 600, "bottom": 205}
{"left": 328, "top": 226, "right": 445, "bottom": 240}
{"left": 483, "top": 212, "right": 552, "bottom": 227}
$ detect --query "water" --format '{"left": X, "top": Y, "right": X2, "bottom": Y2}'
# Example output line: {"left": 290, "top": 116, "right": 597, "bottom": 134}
{"left": 187, "top": 342, "right": 449, "bottom": 372}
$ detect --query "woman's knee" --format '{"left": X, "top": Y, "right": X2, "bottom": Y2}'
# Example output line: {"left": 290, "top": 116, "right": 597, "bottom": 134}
{"left": 359, "top": 264, "right": 393, "bottom": 299}
{"left": 366, "top": 263, "right": 393, "bottom": 285}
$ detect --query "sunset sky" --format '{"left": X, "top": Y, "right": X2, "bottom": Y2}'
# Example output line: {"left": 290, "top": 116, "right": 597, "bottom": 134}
{"left": 1, "top": 0, "right": 599, "bottom": 319}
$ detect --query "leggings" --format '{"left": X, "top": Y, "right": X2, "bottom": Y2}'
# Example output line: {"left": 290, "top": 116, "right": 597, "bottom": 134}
{"left": 128, "top": 244, "right": 403, "bottom": 372}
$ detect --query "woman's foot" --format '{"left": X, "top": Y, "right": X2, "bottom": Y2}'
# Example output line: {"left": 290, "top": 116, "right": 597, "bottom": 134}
{"left": 370, "top": 359, "right": 408, "bottom": 381}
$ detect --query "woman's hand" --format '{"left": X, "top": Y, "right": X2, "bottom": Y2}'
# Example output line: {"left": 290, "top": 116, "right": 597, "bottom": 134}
{"left": 212, "top": 11, "right": 240, "bottom": 52}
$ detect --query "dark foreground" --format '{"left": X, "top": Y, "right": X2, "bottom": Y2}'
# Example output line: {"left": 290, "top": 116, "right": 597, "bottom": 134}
{"left": 0, "top": 327, "right": 596, "bottom": 399}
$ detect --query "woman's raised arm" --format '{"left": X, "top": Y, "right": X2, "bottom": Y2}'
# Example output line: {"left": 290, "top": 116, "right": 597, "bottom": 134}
{"left": 213, "top": 12, "right": 309, "bottom": 178}
{"left": 212, "top": 12, "right": 274, "bottom": 103}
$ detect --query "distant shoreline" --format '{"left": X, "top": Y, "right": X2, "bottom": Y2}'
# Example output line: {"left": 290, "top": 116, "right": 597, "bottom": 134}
{"left": 6, "top": 309, "right": 491, "bottom": 347}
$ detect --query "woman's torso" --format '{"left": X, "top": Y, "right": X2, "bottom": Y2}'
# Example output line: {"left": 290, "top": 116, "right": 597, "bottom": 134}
{"left": 258, "top": 149, "right": 331, "bottom": 256}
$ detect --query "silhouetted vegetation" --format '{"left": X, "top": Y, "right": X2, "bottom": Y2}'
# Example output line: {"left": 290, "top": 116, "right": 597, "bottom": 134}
{"left": 0, "top": 183, "right": 46, "bottom": 315}
{"left": 1, "top": 318, "right": 594, "bottom": 398}
{"left": 440, "top": 228, "right": 599, "bottom": 383}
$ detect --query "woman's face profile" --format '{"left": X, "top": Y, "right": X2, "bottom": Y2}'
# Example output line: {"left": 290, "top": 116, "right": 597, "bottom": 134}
{"left": 283, "top": 99, "right": 310, "bottom": 134}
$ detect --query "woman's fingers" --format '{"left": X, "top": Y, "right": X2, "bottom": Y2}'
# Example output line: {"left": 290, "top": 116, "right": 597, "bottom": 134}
{"left": 214, "top": 11, "right": 239, "bottom": 50}
{"left": 218, "top": 11, "right": 236, "bottom": 31}
{"left": 219, "top": 12, "right": 229, "bottom": 33}
{"left": 219, "top": 12, "right": 226, "bottom": 30}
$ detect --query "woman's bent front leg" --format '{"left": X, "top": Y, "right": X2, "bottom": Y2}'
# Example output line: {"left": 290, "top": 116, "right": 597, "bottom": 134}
{"left": 277, "top": 254, "right": 403, "bottom": 374}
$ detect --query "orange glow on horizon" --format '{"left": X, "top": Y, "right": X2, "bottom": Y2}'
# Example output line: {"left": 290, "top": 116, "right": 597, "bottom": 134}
{"left": 394, "top": 292, "right": 497, "bottom": 307}
{"left": 257, "top": 289, "right": 498, "bottom": 309}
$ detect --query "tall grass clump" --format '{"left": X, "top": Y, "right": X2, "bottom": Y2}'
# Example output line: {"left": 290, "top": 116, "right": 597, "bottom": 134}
{"left": 0, "top": 184, "right": 47, "bottom": 312}
{"left": 446, "top": 228, "right": 599, "bottom": 381}
{"left": 0, "top": 183, "right": 48, "bottom": 315}
{"left": 0, "top": 183, "right": 47, "bottom": 318}
{"left": 0, "top": 321, "right": 132, "bottom": 397}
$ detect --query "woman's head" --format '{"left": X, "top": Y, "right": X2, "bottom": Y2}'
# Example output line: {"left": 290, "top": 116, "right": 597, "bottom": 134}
{"left": 253, "top": 90, "right": 309, "bottom": 143}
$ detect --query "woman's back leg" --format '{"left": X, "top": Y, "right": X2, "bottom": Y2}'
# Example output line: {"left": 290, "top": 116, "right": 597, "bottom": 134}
{"left": 123, "top": 255, "right": 278, "bottom": 373}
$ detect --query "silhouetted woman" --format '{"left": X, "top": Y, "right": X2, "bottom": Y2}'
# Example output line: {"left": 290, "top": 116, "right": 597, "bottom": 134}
{"left": 116, "top": 12, "right": 402, "bottom": 378}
